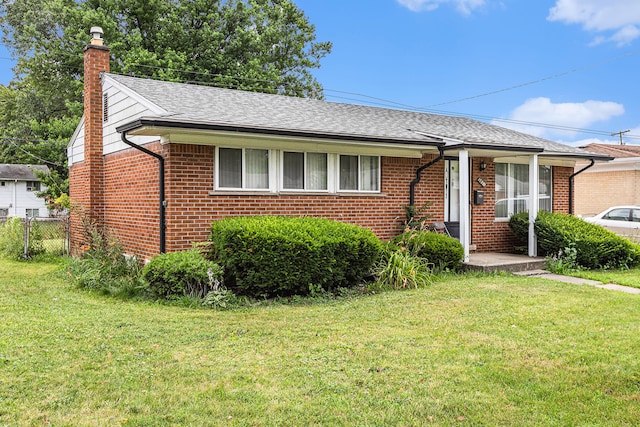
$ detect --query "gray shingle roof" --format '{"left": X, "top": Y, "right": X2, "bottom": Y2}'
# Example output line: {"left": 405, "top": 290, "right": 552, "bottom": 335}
{"left": 0, "top": 164, "right": 49, "bottom": 180}
{"left": 108, "top": 73, "right": 600, "bottom": 157}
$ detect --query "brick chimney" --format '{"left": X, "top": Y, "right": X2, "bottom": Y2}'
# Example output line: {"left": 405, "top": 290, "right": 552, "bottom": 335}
{"left": 82, "top": 26, "right": 110, "bottom": 222}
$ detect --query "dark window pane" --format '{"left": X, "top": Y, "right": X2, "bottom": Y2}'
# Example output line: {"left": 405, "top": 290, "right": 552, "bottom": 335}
{"left": 219, "top": 148, "right": 242, "bottom": 188}
{"left": 340, "top": 155, "right": 358, "bottom": 191}
{"left": 283, "top": 152, "right": 304, "bottom": 189}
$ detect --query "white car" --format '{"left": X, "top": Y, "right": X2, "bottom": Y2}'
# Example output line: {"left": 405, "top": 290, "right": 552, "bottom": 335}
{"left": 584, "top": 206, "right": 640, "bottom": 240}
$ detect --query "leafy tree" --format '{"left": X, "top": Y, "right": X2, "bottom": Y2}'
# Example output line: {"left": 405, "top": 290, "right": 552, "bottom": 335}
{"left": 0, "top": 0, "right": 332, "bottom": 197}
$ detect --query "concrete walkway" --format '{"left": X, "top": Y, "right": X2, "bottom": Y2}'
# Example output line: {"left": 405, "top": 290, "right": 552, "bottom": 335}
{"left": 514, "top": 269, "right": 640, "bottom": 294}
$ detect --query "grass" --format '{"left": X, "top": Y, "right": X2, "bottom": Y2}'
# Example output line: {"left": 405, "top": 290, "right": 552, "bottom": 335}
{"left": 2, "top": 258, "right": 640, "bottom": 426}
{"left": 565, "top": 266, "right": 640, "bottom": 288}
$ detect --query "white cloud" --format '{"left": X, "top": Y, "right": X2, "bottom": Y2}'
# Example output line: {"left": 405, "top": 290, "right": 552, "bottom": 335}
{"left": 396, "top": 0, "right": 485, "bottom": 15}
{"left": 548, "top": 0, "right": 640, "bottom": 46}
{"left": 494, "top": 97, "right": 625, "bottom": 139}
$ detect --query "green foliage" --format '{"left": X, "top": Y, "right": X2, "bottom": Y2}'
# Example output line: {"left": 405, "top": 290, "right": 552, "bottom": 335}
{"left": 545, "top": 243, "right": 581, "bottom": 274}
{"left": 0, "top": 0, "right": 332, "bottom": 179}
{"left": 142, "top": 250, "right": 223, "bottom": 299}
{"left": 33, "top": 168, "right": 69, "bottom": 212}
{"left": 373, "top": 249, "right": 433, "bottom": 290}
{"left": 402, "top": 202, "right": 433, "bottom": 231}
{"left": 0, "top": 217, "right": 44, "bottom": 259}
{"left": 210, "top": 216, "right": 383, "bottom": 297}
{"left": 508, "top": 211, "right": 530, "bottom": 244}
{"left": 67, "top": 225, "right": 145, "bottom": 297}
{"left": 0, "top": 217, "right": 25, "bottom": 259}
{"left": 391, "top": 230, "right": 464, "bottom": 271}
{"left": 534, "top": 211, "right": 640, "bottom": 270}
{"left": 202, "top": 287, "right": 237, "bottom": 310}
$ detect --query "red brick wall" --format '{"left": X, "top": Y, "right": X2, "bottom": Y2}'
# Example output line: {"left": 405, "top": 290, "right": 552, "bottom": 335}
{"left": 77, "top": 142, "right": 447, "bottom": 259}
{"left": 73, "top": 141, "right": 577, "bottom": 259}
{"left": 553, "top": 166, "right": 572, "bottom": 213}
{"left": 159, "top": 144, "right": 445, "bottom": 259}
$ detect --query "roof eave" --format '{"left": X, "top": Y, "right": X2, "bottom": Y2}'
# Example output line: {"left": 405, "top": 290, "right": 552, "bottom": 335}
{"left": 539, "top": 152, "right": 614, "bottom": 161}
{"left": 116, "top": 117, "right": 446, "bottom": 148}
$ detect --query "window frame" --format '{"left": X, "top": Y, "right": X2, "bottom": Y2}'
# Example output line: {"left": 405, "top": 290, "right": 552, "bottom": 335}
{"left": 215, "top": 147, "right": 274, "bottom": 191}
{"left": 26, "top": 181, "right": 41, "bottom": 192}
{"left": 25, "top": 208, "right": 39, "bottom": 218}
{"left": 494, "top": 163, "right": 553, "bottom": 220}
{"left": 337, "top": 154, "right": 381, "bottom": 193}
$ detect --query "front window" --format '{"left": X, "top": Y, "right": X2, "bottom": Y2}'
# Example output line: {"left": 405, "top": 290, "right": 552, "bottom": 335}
{"left": 283, "top": 152, "right": 328, "bottom": 191}
{"left": 495, "top": 164, "right": 552, "bottom": 219}
{"left": 339, "top": 155, "right": 379, "bottom": 192}
{"left": 217, "top": 148, "right": 269, "bottom": 190}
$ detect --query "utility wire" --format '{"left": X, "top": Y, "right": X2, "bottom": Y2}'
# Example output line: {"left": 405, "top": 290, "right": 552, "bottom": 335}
{"left": 424, "top": 48, "right": 640, "bottom": 108}
{"left": 2, "top": 50, "right": 640, "bottom": 141}
{"left": 1, "top": 138, "right": 66, "bottom": 167}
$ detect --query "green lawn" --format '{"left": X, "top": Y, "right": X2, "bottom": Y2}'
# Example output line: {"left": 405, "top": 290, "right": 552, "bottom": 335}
{"left": 563, "top": 266, "right": 640, "bottom": 288}
{"left": 2, "top": 258, "right": 640, "bottom": 426}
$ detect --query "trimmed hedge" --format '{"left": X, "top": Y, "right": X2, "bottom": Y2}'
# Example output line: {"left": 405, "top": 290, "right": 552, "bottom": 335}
{"left": 210, "top": 216, "right": 383, "bottom": 297}
{"left": 142, "top": 250, "right": 223, "bottom": 298}
{"left": 509, "top": 211, "right": 640, "bottom": 269}
{"left": 391, "top": 231, "right": 464, "bottom": 270}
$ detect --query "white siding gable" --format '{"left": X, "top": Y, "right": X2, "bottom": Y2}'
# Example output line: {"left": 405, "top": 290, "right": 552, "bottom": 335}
{"left": 67, "top": 116, "right": 85, "bottom": 166}
{"left": 102, "top": 75, "right": 168, "bottom": 155}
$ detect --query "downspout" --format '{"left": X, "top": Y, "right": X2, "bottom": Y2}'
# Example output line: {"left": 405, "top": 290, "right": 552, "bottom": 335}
{"left": 120, "top": 131, "right": 166, "bottom": 253}
{"left": 568, "top": 159, "right": 595, "bottom": 215}
{"left": 409, "top": 146, "right": 445, "bottom": 206}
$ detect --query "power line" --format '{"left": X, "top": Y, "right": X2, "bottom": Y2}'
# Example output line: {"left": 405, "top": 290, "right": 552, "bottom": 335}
{"left": 2, "top": 50, "right": 640, "bottom": 142}
{"left": 323, "top": 92, "right": 640, "bottom": 141}
{"left": 1, "top": 138, "right": 67, "bottom": 167}
{"left": 424, "top": 48, "right": 640, "bottom": 108}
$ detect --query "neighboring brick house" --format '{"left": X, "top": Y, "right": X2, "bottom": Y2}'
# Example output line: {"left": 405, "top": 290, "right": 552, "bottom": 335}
{"left": 0, "top": 164, "right": 50, "bottom": 218}
{"left": 574, "top": 144, "right": 640, "bottom": 217}
{"left": 68, "top": 28, "right": 608, "bottom": 261}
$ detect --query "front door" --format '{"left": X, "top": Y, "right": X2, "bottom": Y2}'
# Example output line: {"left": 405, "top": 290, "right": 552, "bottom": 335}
{"left": 444, "top": 159, "right": 460, "bottom": 238}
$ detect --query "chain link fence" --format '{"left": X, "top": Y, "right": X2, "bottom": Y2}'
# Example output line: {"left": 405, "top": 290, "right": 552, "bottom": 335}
{"left": 0, "top": 216, "right": 70, "bottom": 258}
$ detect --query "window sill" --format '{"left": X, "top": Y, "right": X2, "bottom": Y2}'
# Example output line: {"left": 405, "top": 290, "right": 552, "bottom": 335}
{"left": 209, "top": 190, "right": 388, "bottom": 197}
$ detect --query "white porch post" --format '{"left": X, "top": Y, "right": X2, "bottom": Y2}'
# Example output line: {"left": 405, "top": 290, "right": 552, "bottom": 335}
{"left": 459, "top": 150, "right": 470, "bottom": 262}
{"left": 528, "top": 154, "right": 539, "bottom": 257}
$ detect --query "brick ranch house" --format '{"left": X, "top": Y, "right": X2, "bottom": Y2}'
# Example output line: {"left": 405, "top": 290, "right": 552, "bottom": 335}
{"left": 68, "top": 28, "right": 610, "bottom": 262}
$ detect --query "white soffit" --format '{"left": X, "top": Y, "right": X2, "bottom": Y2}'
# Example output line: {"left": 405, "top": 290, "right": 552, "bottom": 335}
{"left": 129, "top": 126, "right": 438, "bottom": 159}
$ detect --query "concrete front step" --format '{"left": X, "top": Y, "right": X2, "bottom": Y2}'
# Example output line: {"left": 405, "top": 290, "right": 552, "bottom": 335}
{"left": 463, "top": 253, "right": 546, "bottom": 273}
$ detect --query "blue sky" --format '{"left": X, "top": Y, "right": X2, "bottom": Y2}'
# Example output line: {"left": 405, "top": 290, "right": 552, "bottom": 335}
{"left": 293, "top": 0, "right": 640, "bottom": 146}
{"left": 1, "top": 0, "right": 639, "bottom": 146}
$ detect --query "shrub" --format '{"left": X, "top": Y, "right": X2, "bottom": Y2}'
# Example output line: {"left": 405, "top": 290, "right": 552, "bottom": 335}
{"left": 511, "top": 211, "right": 640, "bottom": 270}
{"left": 391, "top": 231, "right": 464, "bottom": 271}
{"left": 209, "top": 216, "right": 383, "bottom": 297}
{"left": 508, "top": 211, "right": 530, "bottom": 245}
{"left": 143, "top": 250, "right": 223, "bottom": 299}
{"left": 67, "top": 226, "right": 145, "bottom": 297}
{"left": 535, "top": 211, "right": 640, "bottom": 270}
{"left": 373, "top": 249, "right": 433, "bottom": 290}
